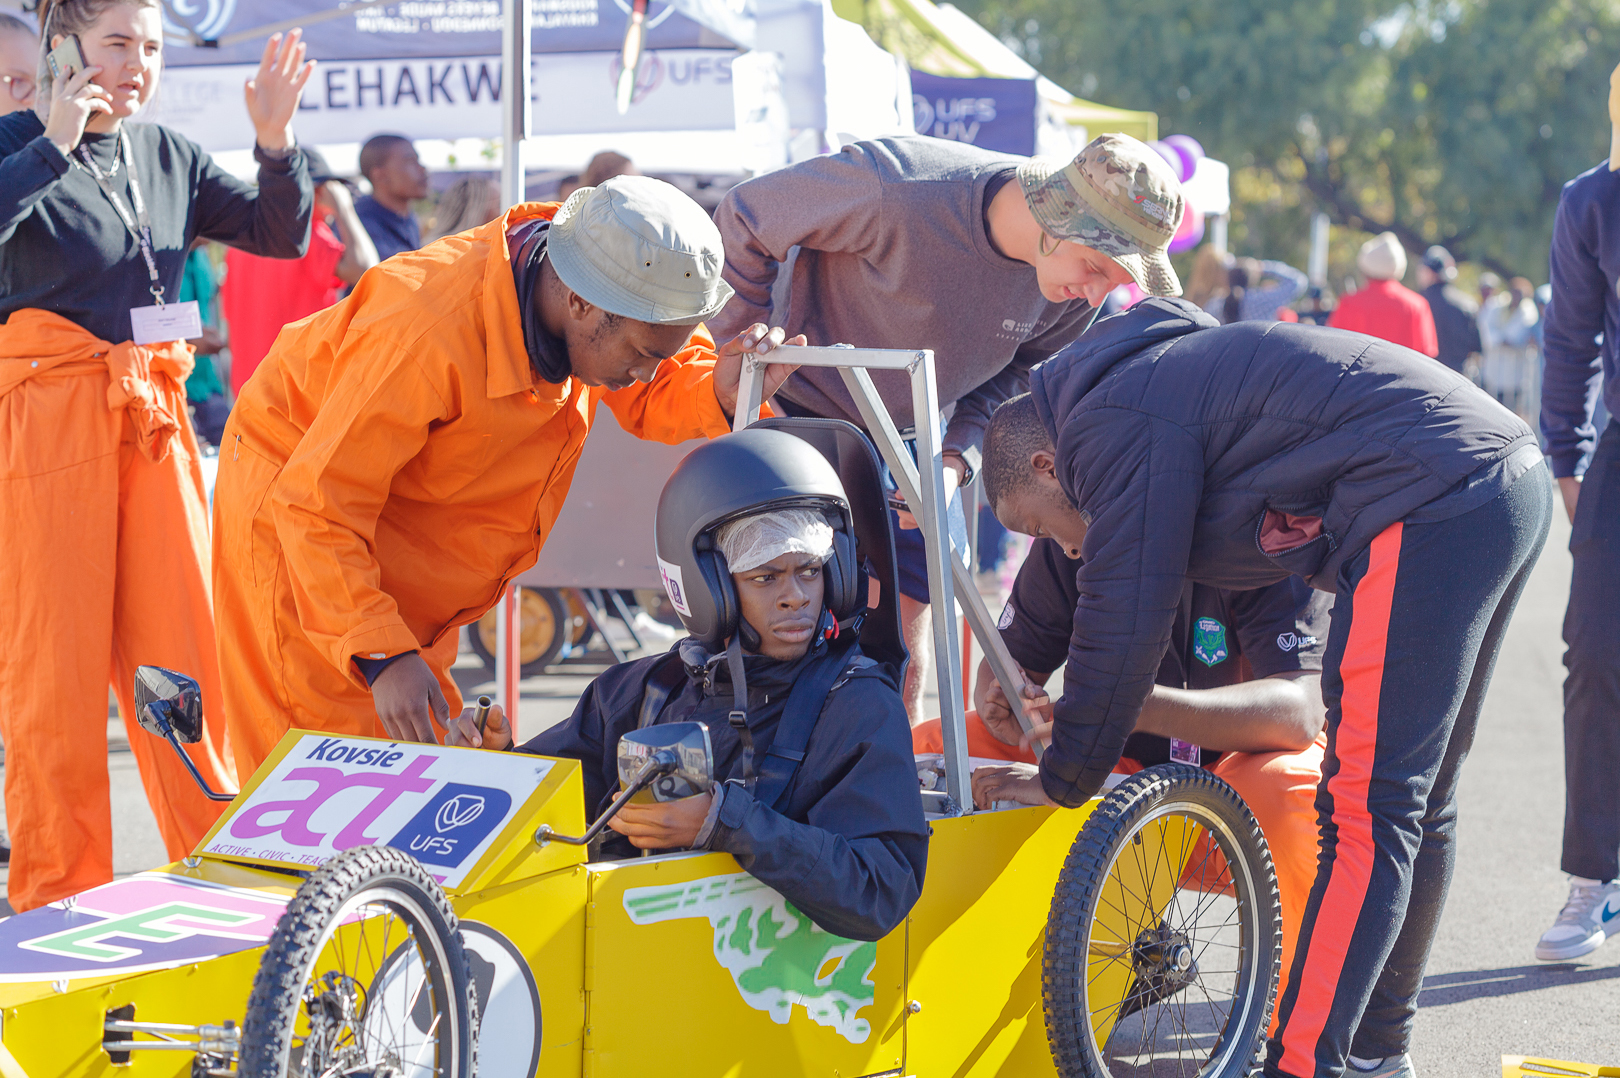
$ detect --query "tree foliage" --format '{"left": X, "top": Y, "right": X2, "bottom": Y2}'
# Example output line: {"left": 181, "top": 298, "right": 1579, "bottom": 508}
{"left": 953, "top": 0, "right": 1618, "bottom": 282}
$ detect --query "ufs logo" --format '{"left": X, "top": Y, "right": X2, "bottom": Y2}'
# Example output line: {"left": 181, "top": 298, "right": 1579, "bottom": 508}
{"left": 389, "top": 784, "right": 511, "bottom": 867}
{"left": 435, "top": 794, "right": 486, "bottom": 834}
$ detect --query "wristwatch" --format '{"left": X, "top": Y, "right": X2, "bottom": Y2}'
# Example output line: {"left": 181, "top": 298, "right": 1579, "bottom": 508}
{"left": 944, "top": 445, "right": 981, "bottom": 487}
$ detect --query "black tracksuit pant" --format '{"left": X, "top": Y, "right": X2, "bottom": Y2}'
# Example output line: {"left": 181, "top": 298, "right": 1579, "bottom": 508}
{"left": 1561, "top": 419, "right": 1620, "bottom": 880}
{"left": 1267, "top": 464, "right": 1552, "bottom": 1077}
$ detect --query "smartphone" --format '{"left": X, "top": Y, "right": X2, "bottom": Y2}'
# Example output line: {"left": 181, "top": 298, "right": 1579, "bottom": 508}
{"left": 46, "top": 34, "right": 86, "bottom": 82}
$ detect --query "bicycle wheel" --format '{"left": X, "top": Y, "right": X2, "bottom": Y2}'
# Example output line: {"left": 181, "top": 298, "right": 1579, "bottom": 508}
{"left": 1044, "top": 764, "right": 1280, "bottom": 1078}
{"left": 238, "top": 846, "right": 479, "bottom": 1078}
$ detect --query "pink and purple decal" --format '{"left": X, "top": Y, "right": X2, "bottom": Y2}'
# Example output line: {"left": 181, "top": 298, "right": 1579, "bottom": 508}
{"left": 0, "top": 874, "right": 290, "bottom": 982}
{"left": 204, "top": 734, "right": 550, "bottom": 886}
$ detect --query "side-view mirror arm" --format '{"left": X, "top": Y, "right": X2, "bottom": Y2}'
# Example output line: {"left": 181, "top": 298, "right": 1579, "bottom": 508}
{"left": 536, "top": 749, "right": 680, "bottom": 846}
{"left": 142, "top": 703, "right": 236, "bottom": 803}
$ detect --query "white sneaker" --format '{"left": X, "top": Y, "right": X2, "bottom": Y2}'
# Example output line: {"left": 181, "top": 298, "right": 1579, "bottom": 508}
{"left": 1535, "top": 877, "right": 1620, "bottom": 961}
{"left": 1348, "top": 1054, "right": 1415, "bottom": 1078}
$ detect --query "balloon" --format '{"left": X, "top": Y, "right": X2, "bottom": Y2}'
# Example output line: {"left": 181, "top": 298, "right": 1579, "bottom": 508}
{"left": 1162, "top": 134, "right": 1205, "bottom": 181}
{"left": 1148, "top": 140, "right": 1187, "bottom": 182}
{"left": 1169, "top": 205, "right": 1205, "bottom": 254}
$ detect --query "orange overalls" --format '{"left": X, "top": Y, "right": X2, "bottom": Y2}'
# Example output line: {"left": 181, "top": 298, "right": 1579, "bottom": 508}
{"left": 0, "top": 310, "right": 236, "bottom": 911}
{"left": 213, "top": 203, "right": 734, "bottom": 779}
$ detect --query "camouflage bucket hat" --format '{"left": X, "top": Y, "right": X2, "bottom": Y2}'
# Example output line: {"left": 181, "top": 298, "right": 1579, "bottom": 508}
{"left": 1017, "top": 133, "right": 1186, "bottom": 297}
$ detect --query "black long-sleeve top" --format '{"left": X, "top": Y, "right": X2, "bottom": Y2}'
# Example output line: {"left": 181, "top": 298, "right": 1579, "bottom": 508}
{"left": 1543, "top": 161, "right": 1620, "bottom": 477}
{"left": 519, "top": 637, "right": 929, "bottom": 942}
{"left": 0, "top": 111, "right": 312, "bottom": 343}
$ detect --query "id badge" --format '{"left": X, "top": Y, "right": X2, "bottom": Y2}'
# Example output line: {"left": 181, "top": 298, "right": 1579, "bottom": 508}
{"left": 1169, "top": 738, "right": 1201, "bottom": 765}
{"left": 130, "top": 301, "right": 203, "bottom": 346}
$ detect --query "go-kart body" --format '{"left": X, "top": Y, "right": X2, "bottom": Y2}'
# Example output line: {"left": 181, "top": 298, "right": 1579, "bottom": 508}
{"left": 0, "top": 729, "right": 1173, "bottom": 1078}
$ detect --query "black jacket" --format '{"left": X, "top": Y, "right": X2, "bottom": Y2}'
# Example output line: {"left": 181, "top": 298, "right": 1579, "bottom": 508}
{"left": 1421, "top": 281, "right": 1482, "bottom": 374}
{"left": 519, "top": 636, "right": 928, "bottom": 941}
{"left": 0, "top": 112, "right": 312, "bottom": 343}
{"left": 1030, "top": 299, "right": 1539, "bottom": 806}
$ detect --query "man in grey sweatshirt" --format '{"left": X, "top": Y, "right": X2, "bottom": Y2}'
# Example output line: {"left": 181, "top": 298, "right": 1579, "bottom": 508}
{"left": 710, "top": 133, "right": 1185, "bottom": 721}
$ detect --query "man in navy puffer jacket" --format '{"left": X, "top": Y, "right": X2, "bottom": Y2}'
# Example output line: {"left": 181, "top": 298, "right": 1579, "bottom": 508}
{"left": 976, "top": 297, "right": 1550, "bottom": 1078}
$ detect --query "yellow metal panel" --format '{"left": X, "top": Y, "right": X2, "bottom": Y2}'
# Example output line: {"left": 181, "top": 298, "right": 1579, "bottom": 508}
{"left": 449, "top": 758, "right": 588, "bottom": 894}
{"left": 1503, "top": 1058, "right": 1620, "bottom": 1078}
{"left": 0, "top": 861, "right": 300, "bottom": 1010}
{"left": 582, "top": 852, "right": 906, "bottom": 1078}
{"left": 904, "top": 803, "right": 1096, "bottom": 1078}
{"left": 2, "top": 947, "right": 262, "bottom": 1078}
{"left": 456, "top": 865, "right": 590, "bottom": 1078}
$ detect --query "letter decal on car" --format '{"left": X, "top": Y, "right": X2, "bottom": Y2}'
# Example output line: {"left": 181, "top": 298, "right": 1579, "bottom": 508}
{"left": 622, "top": 872, "right": 877, "bottom": 1044}
{"left": 20, "top": 903, "right": 260, "bottom": 962}
{"left": 0, "top": 875, "right": 292, "bottom": 982}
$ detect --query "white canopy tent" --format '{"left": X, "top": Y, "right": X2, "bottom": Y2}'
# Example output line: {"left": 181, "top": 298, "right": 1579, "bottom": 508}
{"left": 139, "top": 0, "right": 910, "bottom": 180}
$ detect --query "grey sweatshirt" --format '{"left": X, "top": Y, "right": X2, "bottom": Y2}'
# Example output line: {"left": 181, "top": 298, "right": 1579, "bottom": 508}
{"left": 710, "top": 137, "right": 1096, "bottom": 456}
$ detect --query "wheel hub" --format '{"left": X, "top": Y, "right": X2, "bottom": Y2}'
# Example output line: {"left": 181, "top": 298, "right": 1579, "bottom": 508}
{"left": 1116, "top": 919, "right": 1202, "bottom": 1020}
{"left": 1131, "top": 921, "right": 1197, "bottom": 988}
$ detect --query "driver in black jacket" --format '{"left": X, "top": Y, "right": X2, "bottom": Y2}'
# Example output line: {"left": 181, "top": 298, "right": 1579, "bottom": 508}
{"left": 446, "top": 431, "right": 928, "bottom": 943}
{"left": 978, "top": 298, "right": 1550, "bottom": 1078}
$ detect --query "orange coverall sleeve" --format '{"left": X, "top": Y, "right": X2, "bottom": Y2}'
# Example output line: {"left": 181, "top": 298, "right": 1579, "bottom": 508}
{"left": 268, "top": 330, "right": 449, "bottom": 686}
{"left": 600, "top": 326, "right": 736, "bottom": 442}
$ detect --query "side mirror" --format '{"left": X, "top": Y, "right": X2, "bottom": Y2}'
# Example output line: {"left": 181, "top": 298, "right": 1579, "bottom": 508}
{"left": 617, "top": 722, "right": 714, "bottom": 802}
{"left": 134, "top": 666, "right": 204, "bottom": 744}
{"left": 536, "top": 722, "right": 716, "bottom": 848}
{"left": 133, "top": 666, "right": 233, "bottom": 803}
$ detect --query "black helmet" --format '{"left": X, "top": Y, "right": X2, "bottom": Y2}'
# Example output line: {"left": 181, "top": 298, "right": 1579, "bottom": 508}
{"left": 654, "top": 429, "right": 861, "bottom": 652}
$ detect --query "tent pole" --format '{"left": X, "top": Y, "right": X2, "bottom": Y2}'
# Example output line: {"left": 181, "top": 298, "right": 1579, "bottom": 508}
{"left": 501, "top": 0, "right": 532, "bottom": 207}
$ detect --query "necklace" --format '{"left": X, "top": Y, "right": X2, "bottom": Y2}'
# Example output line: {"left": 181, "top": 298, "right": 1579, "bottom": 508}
{"left": 68, "top": 130, "right": 122, "bottom": 177}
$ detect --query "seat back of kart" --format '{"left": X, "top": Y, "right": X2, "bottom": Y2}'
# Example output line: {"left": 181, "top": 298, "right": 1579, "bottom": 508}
{"left": 752, "top": 417, "right": 908, "bottom": 680}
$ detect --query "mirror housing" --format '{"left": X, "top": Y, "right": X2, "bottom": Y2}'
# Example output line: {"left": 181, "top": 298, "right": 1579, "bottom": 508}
{"left": 132, "top": 666, "right": 233, "bottom": 803}
{"left": 537, "top": 722, "right": 716, "bottom": 848}
{"left": 617, "top": 722, "right": 714, "bottom": 802}
{"left": 134, "top": 666, "right": 205, "bottom": 744}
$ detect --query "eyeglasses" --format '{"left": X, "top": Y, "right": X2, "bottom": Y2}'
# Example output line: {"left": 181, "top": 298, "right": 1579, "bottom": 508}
{"left": 2, "top": 76, "right": 33, "bottom": 103}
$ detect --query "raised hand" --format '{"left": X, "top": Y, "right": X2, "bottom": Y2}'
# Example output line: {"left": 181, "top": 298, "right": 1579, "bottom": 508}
{"left": 244, "top": 29, "right": 314, "bottom": 152}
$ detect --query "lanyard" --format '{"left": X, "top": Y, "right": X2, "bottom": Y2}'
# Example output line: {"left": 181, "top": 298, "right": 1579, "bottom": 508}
{"left": 75, "top": 131, "right": 165, "bottom": 306}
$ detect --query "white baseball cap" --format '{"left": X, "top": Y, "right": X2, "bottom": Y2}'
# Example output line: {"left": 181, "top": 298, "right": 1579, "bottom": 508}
{"left": 547, "top": 175, "right": 734, "bottom": 326}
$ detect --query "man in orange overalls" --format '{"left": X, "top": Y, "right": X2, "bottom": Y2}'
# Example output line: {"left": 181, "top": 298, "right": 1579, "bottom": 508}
{"left": 214, "top": 177, "right": 798, "bottom": 777}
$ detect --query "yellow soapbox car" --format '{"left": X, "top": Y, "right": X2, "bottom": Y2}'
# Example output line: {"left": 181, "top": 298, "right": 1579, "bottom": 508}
{"left": 0, "top": 413, "right": 1279, "bottom": 1078}
{"left": 0, "top": 671, "right": 1279, "bottom": 1078}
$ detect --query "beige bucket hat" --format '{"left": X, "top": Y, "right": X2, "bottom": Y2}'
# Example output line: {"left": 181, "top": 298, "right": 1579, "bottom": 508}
{"left": 548, "top": 175, "right": 735, "bottom": 326}
{"left": 1017, "top": 133, "right": 1186, "bottom": 297}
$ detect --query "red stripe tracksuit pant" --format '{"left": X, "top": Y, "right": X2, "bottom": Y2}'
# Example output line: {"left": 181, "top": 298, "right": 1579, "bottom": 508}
{"left": 1267, "top": 464, "right": 1551, "bottom": 1076}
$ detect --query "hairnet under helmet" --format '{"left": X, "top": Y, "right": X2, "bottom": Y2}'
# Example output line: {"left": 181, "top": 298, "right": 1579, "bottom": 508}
{"left": 654, "top": 429, "right": 860, "bottom": 652}
{"left": 714, "top": 509, "right": 835, "bottom": 575}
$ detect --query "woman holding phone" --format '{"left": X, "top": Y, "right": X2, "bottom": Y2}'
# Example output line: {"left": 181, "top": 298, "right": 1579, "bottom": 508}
{"left": 0, "top": 0, "right": 314, "bottom": 912}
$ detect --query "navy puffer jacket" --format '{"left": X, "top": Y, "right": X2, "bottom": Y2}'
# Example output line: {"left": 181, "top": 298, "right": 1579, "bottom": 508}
{"left": 519, "top": 635, "right": 927, "bottom": 941}
{"left": 1031, "top": 298, "right": 1539, "bottom": 806}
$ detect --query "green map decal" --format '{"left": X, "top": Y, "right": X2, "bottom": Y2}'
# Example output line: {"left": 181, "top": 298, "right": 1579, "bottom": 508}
{"left": 622, "top": 872, "right": 878, "bottom": 1044}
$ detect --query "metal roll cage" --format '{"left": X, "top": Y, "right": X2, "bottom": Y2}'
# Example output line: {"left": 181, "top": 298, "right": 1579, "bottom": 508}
{"left": 733, "top": 345, "right": 1042, "bottom": 816}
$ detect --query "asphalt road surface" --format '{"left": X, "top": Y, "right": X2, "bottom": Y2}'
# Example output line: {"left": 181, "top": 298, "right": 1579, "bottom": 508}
{"left": 0, "top": 511, "right": 1612, "bottom": 1072}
